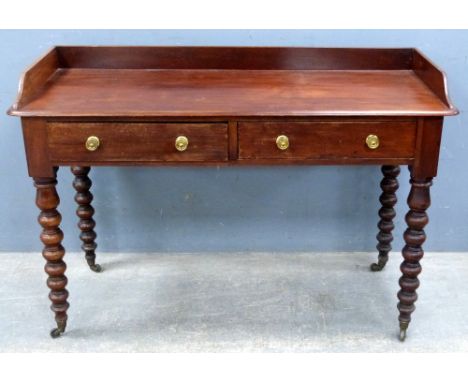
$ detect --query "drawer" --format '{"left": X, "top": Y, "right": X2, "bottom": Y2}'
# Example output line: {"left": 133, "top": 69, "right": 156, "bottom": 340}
{"left": 238, "top": 121, "right": 417, "bottom": 160}
{"left": 47, "top": 122, "right": 228, "bottom": 162}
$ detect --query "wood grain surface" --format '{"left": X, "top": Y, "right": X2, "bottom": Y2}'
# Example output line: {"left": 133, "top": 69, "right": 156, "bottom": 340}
{"left": 47, "top": 122, "right": 228, "bottom": 162}
{"left": 7, "top": 46, "right": 459, "bottom": 339}
{"left": 11, "top": 68, "right": 453, "bottom": 117}
{"left": 238, "top": 121, "right": 417, "bottom": 160}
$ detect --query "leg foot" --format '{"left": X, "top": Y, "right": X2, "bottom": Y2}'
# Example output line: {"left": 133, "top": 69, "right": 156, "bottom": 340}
{"left": 71, "top": 167, "right": 102, "bottom": 273}
{"left": 372, "top": 165, "right": 400, "bottom": 271}
{"left": 397, "top": 172, "right": 432, "bottom": 341}
{"left": 90, "top": 263, "right": 103, "bottom": 273}
{"left": 370, "top": 260, "right": 386, "bottom": 272}
{"left": 50, "top": 328, "right": 62, "bottom": 338}
{"left": 50, "top": 321, "right": 66, "bottom": 338}
{"left": 399, "top": 322, "right": 408, "bottom": 341}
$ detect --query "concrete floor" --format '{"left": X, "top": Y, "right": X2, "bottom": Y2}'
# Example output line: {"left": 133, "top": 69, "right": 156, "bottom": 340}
{"left": 1, "top": 251, "right": 467, "bottom": 352}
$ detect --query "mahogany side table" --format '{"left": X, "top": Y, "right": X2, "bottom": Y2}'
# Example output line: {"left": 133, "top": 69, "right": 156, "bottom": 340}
{"left": 8, "top": 46, "right": 458, "bottom": 340}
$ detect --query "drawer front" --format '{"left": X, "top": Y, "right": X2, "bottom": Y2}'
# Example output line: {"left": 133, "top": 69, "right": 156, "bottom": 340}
{"left": 47, "top": 122, "right": 228, "bottom": 162}
{"left": 238, "top": 121, "right": 417, "bottom": 160}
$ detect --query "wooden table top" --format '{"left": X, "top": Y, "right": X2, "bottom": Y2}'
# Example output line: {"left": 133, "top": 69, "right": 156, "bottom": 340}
{"left": 14, "top": 68, "right": 453, "bottom": 118}
{"left": 7, "top": 46, "right": 457, "bottom": 119}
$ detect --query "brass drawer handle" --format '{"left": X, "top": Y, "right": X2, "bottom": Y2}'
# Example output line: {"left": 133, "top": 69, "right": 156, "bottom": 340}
{"left": 366, "top": 134, "right": 380, "bottom": 150}
{"left": 175, "top": 135, "right": 189, "bottom": 151}
{"left": 85, "top": 136, "right": 100, "bottom": 151}
{"left": 276, "top": 135, "right": 289, "bottom": 150}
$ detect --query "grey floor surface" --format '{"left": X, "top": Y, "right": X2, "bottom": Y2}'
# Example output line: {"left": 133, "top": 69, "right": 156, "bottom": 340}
{"left": 1, "top": 251, "right": 467, "bottom": 352}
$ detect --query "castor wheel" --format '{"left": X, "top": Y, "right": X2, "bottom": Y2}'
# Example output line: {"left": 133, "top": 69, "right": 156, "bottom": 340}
{"left": 399, "top": 323, "right": 409, "bottom": 342}
{"left": 370, "top": 262, "right": 385, "bottom": 272}
{"left": 89, "top": 263, "right": 103, "bottom": 273}
{"left": 50, "top": 328, "right": 63, "bottom": 338}
{"left": 399, "top": 328, "right": 407, "bottom": 342}
{"left": 50, "top": 322, "right": 66, "bottom": 338}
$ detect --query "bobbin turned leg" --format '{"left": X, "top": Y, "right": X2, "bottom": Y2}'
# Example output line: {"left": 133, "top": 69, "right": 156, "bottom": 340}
{"left": 71, "top": 166, "right": 102, "bottom": 272}
{"left": 34, "top": 174, "right": 69, "bottom": 338}
{"left": 397, "top": 173, "right": 432, "bottom": 341}
{"left": 371, "top": 165, "right": 400, "bottom": 271}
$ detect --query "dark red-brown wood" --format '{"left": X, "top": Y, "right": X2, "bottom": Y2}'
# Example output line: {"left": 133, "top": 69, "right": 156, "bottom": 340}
{"left": 8, "top": 47, "right": 457, "bottom": 118}
{"left": 71, "top": 166, "right": 101, "bottom": 273}
{"left": 397, "top": 173, "right": 432, "bottom": 341}
{"left": 8, "top": 69, "right": 453, "bottom": 118}
{"left": 238, "top": 121, "right": 417, "bottom": 160}
{"left": 34, "top": 172, "right": 69, "bottom": 338}
{"left": 371, "top": 165, "right": 400, "bottom": 271}
{"left": 55, "top": 46, "right": 416, "bottom": 70}
{"left": 7, "top": 46, "right": 458, "bottom": 341}
{"left": 48, "top": 122, "right": 228, "bottom": 163}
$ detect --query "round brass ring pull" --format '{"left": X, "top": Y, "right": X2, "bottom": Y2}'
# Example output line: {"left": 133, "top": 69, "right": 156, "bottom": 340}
{"left": 85, "top": 136, "right": 100, "bottom": 151}
{"left": 276, "top": 135, "right": 289, "bottom": 150}
{"left": 366, "top": 134, "right": 380, "bottom": 150}
{"left": 175, "top": 136, "right": 189, "bottom": 152}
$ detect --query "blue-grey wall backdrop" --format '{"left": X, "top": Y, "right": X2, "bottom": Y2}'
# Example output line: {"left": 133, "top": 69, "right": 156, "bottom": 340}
{"left": 0, "top": 30, "right": 466, "bottom": 253}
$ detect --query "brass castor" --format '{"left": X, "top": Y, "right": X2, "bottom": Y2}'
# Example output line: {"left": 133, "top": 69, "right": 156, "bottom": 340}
{"left": 50, "top": 328, "right": 63, "bottom": 338}
{"left": 399, "top": 328, "right": 407, "bottom": 341}
{"left": 89, "top": 263, "right": 103, "bottom": 273}
{"left": 50, "top": 322, "right": 66, "bottom": 339}
{"left": 399, "top": 323, "right": 408, "bottom": 342}
{"left": 370, "top": 261, "right": 386, "bottom": 272}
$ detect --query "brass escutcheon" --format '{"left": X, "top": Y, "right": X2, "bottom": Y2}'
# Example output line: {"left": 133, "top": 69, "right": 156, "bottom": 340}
{"left": 175, "top": 135, "right": 189, "bottom": 151}
{"left": 85, "top": 136, "right": 100, "bottom": 151}
{"left": 365, "top": 134, "right": 380, "bottom": 150}
{"left": 276, "top": 135, "right": 289, "bottom": 150}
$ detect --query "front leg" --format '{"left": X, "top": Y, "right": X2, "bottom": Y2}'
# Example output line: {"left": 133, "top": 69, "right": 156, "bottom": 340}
{"left": 371, "top": 165, "right": 400, "bottom": 271}
{"left": 397, "top": 172, "right": 432, "bottom": 341}
{"left": 34, "top": 174, "right": 69, "bottom": 338}
{"left": 71, "top": 166, "right": 102, "bottom": 272}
